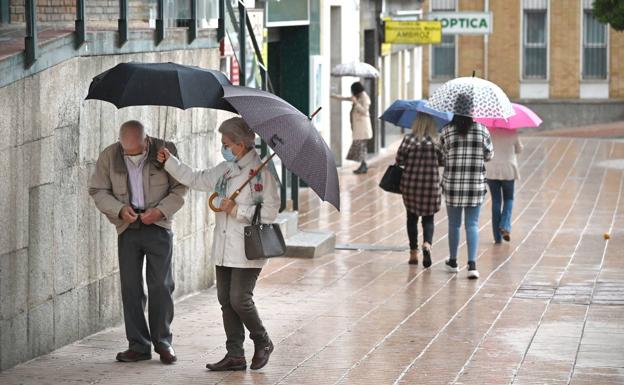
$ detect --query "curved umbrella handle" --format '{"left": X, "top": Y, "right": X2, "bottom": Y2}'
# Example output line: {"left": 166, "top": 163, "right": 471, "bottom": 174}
{"left": 208, "top": 192, "right": 223, "bottom": 212}
{"left": 208, "top": 190, "right": 241, "bottom": 213}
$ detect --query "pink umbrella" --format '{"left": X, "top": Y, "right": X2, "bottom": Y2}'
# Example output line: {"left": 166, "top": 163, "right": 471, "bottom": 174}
{"left": 475, "top": 103, "right": 542, "bottom": 130}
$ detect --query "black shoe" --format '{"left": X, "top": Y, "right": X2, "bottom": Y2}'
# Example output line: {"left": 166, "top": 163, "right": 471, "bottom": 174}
{"left": 445, "top": 258, "right": 459, "bottom": 273}
{"left": 116, "top": 349, "right": 152, "bottom": 362}
{"left": 206, "top": 355, "right": 247, "bottom": 371}
{"left": 499, "top": 228, "right": 511, "bottom": 242}
{"left": 467, "top": 261, "right": 480, "bottom": 279}
{"left": 422, "top": 247, "right": 432, "bottom": 268}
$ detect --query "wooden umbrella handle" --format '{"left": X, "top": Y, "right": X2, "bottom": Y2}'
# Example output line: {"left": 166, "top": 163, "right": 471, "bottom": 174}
{"left": 208, "top": 153, "right": 277, "bottom": 213}
{"left": 208, "top": 190, "right": 241, "bottom": 212}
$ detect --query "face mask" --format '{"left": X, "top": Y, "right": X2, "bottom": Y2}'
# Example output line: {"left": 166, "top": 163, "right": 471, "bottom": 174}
{"left": 221, "top": 146, "right": 237, "bottom": 162}
{"left": 126, "top": 152, "right": 146, "bottom": 166}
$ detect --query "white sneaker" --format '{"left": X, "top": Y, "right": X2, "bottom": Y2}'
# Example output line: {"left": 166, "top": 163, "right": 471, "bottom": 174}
{"left": 467, "top": 261, "right": 479, "bottom": 279}
{"left": 445, "top": 259, "right": 459, "bottom": 273}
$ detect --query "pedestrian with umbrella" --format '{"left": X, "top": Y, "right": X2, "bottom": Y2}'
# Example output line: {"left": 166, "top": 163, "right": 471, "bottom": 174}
{"left": 395, "top": 112, "right": 445, "bottom": 267}
{"left": 85, "top": 62, "right": 236, "bottom": 365}
{"left": 332, "top": 81, "right": 373, "bottom": 174}
{"left": 330, "top": 61, "right": 379, "bottom": 175}
{"left": 157, "top": 85, "right": 340, "bottom": 372}
{"left": 427, "top": 76, "right": 514, "bottom": 279}
{"left": 158, "top": 117, "right": 279, "bottom": 371}
{"left": 475, "top": 103, "right": 542, "bottom": 243}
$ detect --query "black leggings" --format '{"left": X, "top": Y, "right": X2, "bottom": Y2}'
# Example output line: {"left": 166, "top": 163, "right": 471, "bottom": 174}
{"left": 407, "top": 213, "right": 434, "bottom": 250}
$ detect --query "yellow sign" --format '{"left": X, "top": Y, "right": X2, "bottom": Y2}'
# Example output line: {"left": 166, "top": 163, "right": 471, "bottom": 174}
{"left": 384, "top": 20, "right": 442, "bottom": 45}
{"left": 381, "top": 43, "right": 392, "bottom": 56}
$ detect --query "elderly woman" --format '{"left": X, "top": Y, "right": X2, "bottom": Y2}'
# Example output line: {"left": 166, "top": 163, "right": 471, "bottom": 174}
{"left": 157, "top": 117, "right": 279, "bottom": 371}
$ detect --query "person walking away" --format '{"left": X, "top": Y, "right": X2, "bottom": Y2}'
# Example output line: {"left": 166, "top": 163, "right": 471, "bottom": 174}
{"left": 440, "top": 111, "right": 493, "bottom": 279}
{"left": 486, "top": 128, "right": 523, "bottom": 243}
{"left": 158, "top": 117, "right": 280, "bottom": 371}
{"left": 332, "top": 81, "right": 373, "bottom": 174}
{"left": 396, "top": 113, "right": 444, "bottom": 267}
{"left": 89, "top": 120, "right": 188, "bottom": 364}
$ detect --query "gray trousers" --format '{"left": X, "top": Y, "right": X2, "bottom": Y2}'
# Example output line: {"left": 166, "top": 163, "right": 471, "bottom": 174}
{"left": 216, "top": 266, "right": 269, "bottom": 357}
{"left": 118, "top": 224, "right": 174, "bottom": 354}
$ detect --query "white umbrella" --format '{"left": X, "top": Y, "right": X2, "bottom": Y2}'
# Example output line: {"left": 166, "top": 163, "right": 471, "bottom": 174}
{"left": 331, "top": 62, "right": 380, "bottom": 78}
{"left": 426, "top": 76, "right": 515, "bottom": 119}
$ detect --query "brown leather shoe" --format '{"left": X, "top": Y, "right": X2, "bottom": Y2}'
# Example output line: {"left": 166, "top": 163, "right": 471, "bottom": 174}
{"left": 250, "top": 341, "right": 274, "bottom": 370}
{"left": 116, "top": 349, "right": 152, "bottom": 362}
{"left": 155, "top": 346, "right": 177, "bottom": 365}
{"left": 206, "top": 355, "right": 247, "bottom": 371}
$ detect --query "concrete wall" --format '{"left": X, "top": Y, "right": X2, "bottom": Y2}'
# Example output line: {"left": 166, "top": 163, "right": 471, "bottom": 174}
{"left": 0, "top": 47, "right": 228, "bottom": 370}
{"left": 520, "top": 100, "right": 624, "bottom": 131}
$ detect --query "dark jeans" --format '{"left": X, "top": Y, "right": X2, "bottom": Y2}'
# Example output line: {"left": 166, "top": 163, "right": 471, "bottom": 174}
{"left": 487, "top": 179, "right": 515, "bottom": 242}
{"left": 216, "top": 265, "right": 270, "bottom": 357}
{"left": 406, "top": 212, "right": 434, "bottom": 250}
{"left": 117, "top": 224, "right": 174, "bottom": 354}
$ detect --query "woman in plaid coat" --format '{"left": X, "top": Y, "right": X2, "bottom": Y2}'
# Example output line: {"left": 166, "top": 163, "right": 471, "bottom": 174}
{"left": 440, "top": 115, "right": 493, "bottom": 279}
{"left": 396, "top": 113, "right": 444, "bottom": 267}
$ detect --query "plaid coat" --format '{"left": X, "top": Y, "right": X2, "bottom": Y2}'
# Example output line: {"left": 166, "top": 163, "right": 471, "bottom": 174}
{"left": 396, "top": 134, "right": 444, "bottom": 216}
{"left": 439, "top": 122, "right": 494, "bottom": 207}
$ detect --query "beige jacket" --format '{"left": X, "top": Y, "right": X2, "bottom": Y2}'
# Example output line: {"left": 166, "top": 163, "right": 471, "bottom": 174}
{"left": 164, "top": 149, "right": 280, "bottom": 269}
{"left": 350, "top": 92, "right": 373, "bottom": 140}
{"left": 88, "top": 137, "right": 188, "bottom": 235}
{"left": 335, "top": 92, "right": 373, "bottom": 140}
{"left": 485, "top": 129, "right": 524, "bottom": 180}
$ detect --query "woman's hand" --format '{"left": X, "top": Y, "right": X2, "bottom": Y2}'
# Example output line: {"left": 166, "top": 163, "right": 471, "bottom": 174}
{"left": 219, "top": 198, "right": 237, "bottom": 215}
{"left": 351, "top": 96, "right": 357, "bottom": 103}
{"left": 157, "top": 147, "right": 171, "bottom": 163}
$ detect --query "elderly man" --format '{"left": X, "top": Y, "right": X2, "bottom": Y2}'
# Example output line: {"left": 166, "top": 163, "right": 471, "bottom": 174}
{"left": 89, "top": 120, "right": 187, "bottom": 364}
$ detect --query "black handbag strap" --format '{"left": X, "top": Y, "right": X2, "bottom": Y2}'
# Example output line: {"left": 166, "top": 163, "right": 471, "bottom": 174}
{"left": 251, "top": 203, "right": 262, "bottom": 225}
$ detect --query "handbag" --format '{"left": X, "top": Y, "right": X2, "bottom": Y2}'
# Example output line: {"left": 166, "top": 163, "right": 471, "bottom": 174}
{"left": 244, "top": 204, "right": 287, "bottom": 260}
{"left": 379, "top": 164, "right": 403, "bottom": 194}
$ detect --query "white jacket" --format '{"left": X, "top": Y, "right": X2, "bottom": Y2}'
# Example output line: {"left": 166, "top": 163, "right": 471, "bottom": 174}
{"left": 164, "top": 150, "right": 280, "bottom": 269}
{"left": 485, "top": 129, "right": 523, "bottom": 181}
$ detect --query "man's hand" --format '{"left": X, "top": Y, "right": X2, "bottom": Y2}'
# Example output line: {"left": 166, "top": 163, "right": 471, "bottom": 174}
{"left": 119, "top": 206, "right": 139, "bottom": 224}
{"left": 157, "top": 148, "right": 171, "bottom": 164}
{"left": 140, "top": 208, "right": 164, "bottom": 225}
{"left": 219, "top": 198, "right": 236, "bottom": 215}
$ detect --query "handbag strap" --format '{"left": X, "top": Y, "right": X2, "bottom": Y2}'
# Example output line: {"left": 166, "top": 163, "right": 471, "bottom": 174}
{"left": 251, "top": 203, "right": 262, "bottom": 225}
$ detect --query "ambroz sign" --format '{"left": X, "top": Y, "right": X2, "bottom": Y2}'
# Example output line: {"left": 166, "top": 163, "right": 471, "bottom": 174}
{"left": 428, "top": 12, "right": 492, "bottom": 35}
{"left": 384, "top": 20, "right": 442, "bottom": 45}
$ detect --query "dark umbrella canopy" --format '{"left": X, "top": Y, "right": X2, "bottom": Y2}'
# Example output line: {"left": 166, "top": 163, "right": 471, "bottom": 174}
{"left": 222, "top": 86, "right": 340, "bottom": 211}
{"left": 85, "top": 62, "right": 237, "bottom": 112}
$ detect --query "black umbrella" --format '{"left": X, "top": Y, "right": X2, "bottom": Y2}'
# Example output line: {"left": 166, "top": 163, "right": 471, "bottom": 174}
{"left": 221, "top": 85, "right": 340, "bottom": 211}
{"left": 85, "top": 62, "right": 236, "bottom": 112}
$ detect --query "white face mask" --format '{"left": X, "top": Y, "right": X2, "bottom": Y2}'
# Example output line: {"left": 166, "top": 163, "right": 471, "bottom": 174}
{"left": 126, "top": 152, "right": 146, "bottom": 166}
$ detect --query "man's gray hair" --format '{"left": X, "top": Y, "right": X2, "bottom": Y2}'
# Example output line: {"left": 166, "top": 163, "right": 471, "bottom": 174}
{"left": 119, "top": 120, "right": 146, "bottom": 139}
{"left": 218, "top": 117, "right": 255, "bottom": 149}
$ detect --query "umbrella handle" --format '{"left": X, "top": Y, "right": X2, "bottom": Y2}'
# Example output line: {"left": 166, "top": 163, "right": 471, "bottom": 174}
{"left": 208, "top": 190, "right": 241, "bottom": 212}
{"left": 208, "top": 153, "right": 277, "bottom": 213}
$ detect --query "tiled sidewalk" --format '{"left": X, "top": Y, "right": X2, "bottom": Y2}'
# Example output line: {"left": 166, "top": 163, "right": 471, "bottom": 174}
{"left": 1, "top": 136, "right": 623, "bottom": 385}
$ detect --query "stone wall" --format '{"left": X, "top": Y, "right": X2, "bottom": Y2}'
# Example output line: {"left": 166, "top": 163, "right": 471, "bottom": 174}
{"left": 0, "top": 47, "right": 230, "bottom": 370}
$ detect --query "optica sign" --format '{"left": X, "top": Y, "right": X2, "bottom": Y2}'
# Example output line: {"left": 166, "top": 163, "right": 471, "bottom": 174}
{"left": 428, "top": 12, "right": 492, "bottom": 35}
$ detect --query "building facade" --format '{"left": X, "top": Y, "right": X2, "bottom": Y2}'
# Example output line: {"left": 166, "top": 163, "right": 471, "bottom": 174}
{"left": 421, "top": 0, "right": 624, "bottom": 128}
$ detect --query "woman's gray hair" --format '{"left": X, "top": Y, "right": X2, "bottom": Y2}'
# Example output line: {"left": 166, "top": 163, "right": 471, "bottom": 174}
{"left": 218, "top": 117, "right": 255, "bottom": 149}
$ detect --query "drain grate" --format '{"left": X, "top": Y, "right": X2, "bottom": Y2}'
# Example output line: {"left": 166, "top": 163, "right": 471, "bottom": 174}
{"left": 335, "top": 243, "right": 408, "bottom": 252}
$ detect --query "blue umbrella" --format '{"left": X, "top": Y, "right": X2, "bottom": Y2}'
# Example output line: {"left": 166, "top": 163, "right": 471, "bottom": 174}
{"left": 380, "top": 99, "right": 453, "bottom": 129}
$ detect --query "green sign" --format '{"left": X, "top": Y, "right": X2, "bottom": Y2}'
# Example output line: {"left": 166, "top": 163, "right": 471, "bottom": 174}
{"left": 266, "top": 0, "right": 309, "bottom": 27}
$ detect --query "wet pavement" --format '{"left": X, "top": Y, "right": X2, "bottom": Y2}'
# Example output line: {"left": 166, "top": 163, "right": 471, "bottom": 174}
{"left": 1, "top": 136, "right": 624, "bottom": 384}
